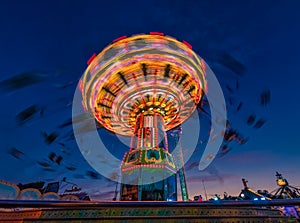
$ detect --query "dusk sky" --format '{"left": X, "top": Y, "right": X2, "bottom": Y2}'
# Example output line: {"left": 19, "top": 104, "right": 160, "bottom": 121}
{"left": 0, "top": 0, "right": 300, "bottom": 200}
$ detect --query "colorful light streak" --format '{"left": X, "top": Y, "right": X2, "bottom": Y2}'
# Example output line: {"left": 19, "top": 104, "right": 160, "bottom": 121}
{"left": 81, "top": 34, "right": 207, "bottom": 136}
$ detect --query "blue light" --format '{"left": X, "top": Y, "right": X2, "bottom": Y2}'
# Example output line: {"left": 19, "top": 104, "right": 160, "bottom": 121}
{"left": 254, "top": 198, "right": 258, "bottom": 201}
{"left": 214, "top": 197, "right": 218, "bottom": 201}
{"left": 261, "top": 197, "right": 266, "bottom": 200}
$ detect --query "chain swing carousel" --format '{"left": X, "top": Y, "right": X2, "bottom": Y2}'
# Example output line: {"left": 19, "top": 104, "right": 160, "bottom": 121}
{"left": 80, "top": 33, "right": 206, "bottom": 201}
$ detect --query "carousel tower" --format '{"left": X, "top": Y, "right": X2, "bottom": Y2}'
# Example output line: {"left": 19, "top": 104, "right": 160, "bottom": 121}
{"left": 80, "top": 33, "right": 206, "bottom": 201}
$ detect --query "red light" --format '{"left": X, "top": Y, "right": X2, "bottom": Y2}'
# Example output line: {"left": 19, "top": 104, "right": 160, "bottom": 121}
{"left": 201, "top": 59, "right": 206, "bottom": 73}
{"left": 79, "top": 79, "right": 84, "bottom": 92}
{"left": 150, "top": 32, "right": 164, "bottom": 36}
{"left": 182, "top": 40, "right": 192, "bottom": 49}
{"left": 87, "top": 53, "right": 97, "bottom": 65}
{"left": 112, "top": 35, "right": 127, "bottom": 43}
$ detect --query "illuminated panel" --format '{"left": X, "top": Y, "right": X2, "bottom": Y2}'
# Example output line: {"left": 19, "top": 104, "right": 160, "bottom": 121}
{"left": 127, "top": 151, "right": 139, "bottom": 163}
{"left": 130, "top": 113, "right": 167, "bottom": 151}
{"left": 121, "top": 164, "right": 176, "bottom": 174}
{"left": 41, "top": 192, "right": 60, "bottom": 200}
{"left": 19, "top": 188, "right": 42, "bottom": 200}
{"left": 61, "top": 195, "right": 79, "bottom": 201}
{"left": 0, "top": 180, "right": 20, "bottom": 200}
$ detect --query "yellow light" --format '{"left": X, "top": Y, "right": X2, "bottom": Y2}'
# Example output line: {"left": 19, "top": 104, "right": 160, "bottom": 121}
{"left": 277, "top": 179, "right": 286, "bottom": 186}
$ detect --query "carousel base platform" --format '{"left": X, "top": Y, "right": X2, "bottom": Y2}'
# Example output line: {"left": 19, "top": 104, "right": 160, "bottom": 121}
{"left": 0, "top": 200, "right": 298, "bottom": 222}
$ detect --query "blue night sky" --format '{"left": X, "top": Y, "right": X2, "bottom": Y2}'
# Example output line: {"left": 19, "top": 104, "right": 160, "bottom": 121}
{"left": 0, "top": 0, "right": 299, "bottom": 200}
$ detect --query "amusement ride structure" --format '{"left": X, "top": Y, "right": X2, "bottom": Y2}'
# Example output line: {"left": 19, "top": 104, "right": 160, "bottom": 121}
{"left": 0, "top": 33, "right": 299, "bottom": 222}
{"left": 271, "top": 172, "right": 300, "bottom": 199}
{"left": 80, "top": 33, "right": 207, "bottom": 201}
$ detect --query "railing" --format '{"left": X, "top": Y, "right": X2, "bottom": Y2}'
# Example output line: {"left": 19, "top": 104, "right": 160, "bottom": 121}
{"left": 0, "top": 199, "right": 299, "bottom": 208}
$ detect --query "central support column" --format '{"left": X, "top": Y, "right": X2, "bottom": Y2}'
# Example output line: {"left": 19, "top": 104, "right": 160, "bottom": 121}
{"left": 130, "top": 113, "right": 168, "bottom": 151}
{"left": 120, "top": 113, "right": 177, "bottom": 201}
